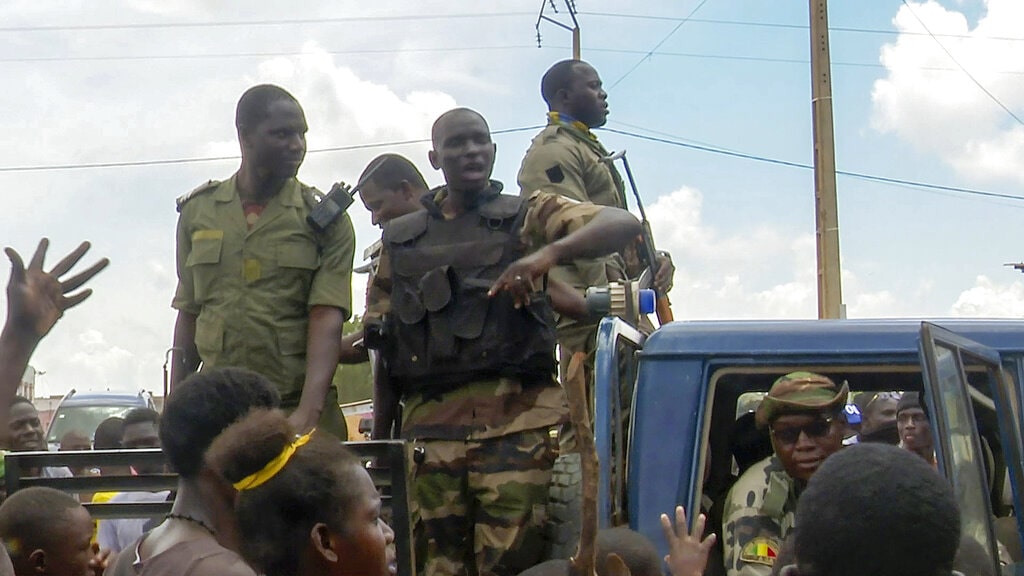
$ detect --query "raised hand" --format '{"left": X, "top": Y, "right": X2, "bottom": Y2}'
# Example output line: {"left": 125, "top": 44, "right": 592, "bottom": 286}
{"left": 5, "top": 238, "right": 110, "bottom": 338}
{"left": 660, "top": 505, "right": 716, "bottom": 576}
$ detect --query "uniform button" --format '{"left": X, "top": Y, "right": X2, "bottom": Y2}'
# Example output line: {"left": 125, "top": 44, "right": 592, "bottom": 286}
{"left": 411, "top": 355, "right": 418, "bottom": 362}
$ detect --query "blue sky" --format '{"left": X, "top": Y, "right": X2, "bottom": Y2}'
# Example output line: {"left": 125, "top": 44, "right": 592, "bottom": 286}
{"left": 0, "top": 0, "right": 1021, "bottom": 395}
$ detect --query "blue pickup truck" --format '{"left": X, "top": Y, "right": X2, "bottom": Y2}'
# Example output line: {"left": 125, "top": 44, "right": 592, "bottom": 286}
{"left": 582, "top": 317, "right": 1024, "bottom": 575}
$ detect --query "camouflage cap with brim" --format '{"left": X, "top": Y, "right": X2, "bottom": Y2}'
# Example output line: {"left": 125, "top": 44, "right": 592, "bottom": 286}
{"left": 755, "top": 371, "right": 849, "bottom": 429}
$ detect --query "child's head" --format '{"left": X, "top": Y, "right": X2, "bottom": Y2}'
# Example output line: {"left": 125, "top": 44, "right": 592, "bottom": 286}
{"left": 206, "top": 409, "right": 395, "bottom": 576}
{"left": 0, "top": 487, "right": 93, "bottom": 576}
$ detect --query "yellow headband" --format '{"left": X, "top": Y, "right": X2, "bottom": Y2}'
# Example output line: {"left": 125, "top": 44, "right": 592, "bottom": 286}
{"left": 233, "top": 430, "right": 314, "bottom": 491}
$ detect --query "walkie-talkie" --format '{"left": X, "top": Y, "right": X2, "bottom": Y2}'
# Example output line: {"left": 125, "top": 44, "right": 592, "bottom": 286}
{"left": 307, "top": 158, "right": 387, "bottom": 233}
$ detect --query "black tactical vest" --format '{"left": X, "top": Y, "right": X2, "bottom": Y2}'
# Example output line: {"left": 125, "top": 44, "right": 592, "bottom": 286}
{"left": 381, "top": 187, "right": 557, "bottom": 393}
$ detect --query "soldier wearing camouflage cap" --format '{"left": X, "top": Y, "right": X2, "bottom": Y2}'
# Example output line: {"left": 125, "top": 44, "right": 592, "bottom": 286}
{"left": 722, "top": 372, "right": 848, "bottom": 576}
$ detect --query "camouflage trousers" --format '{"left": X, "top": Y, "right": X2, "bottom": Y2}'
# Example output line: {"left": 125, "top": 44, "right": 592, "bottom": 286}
{"left": 411, "top": 428, "right": 557, "bottom": 576}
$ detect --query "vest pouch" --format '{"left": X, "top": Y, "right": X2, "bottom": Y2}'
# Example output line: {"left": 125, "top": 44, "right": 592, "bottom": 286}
{"left": 420, "top": 266, "right": 457, "bottom": 360}
{"left": 492, "top": 291, "right": 557, "bottom": 381}
{"left": 392, "top": 280, "right": 427, "bottom": 325}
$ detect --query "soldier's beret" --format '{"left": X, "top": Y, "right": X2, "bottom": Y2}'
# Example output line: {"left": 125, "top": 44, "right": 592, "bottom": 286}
{"left": 756, "top": 371, "right": 849, "bottom": 429}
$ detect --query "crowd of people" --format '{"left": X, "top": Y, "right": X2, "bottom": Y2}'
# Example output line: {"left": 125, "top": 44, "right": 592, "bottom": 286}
{"left": 0, "top": 56, "right": 989, "bottom": 576}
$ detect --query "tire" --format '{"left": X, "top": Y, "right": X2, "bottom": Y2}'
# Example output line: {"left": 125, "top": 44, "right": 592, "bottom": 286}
{"left": 545, "top": 452, "right": 583, "bottom": 560}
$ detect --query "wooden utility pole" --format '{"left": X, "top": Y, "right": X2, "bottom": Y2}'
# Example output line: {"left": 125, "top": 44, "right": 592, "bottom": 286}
{"left": 536, "top": 0, "right": 581, "bottom": 60}
{"left": 809, "top": 0, "right": 844, "bottom": 319}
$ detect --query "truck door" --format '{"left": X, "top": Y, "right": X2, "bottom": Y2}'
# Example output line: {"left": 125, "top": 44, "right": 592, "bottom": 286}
{"left": 920, "top": 322, "right": 1024, "bottom": 574}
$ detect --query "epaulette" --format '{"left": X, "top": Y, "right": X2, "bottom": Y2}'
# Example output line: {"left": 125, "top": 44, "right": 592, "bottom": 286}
{"left": 300, "top": 184, "right": 325, "bottom": 208}
{"left": 176, "top": 180, "right": 220, "bottom": 212}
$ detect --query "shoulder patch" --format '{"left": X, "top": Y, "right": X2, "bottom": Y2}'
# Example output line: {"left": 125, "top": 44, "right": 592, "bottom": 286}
{"left": 545, "top": 165, "right": 565, "bottom": 184}
{"left": 176, "top": 180, "right": 220, "bottom": 212}
{"left": 740, "top": 537, "right": 779, "bottom": 566}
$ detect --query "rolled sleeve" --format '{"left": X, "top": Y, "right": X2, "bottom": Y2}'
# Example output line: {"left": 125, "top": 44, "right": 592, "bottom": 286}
{"left": 308, "top": 211, "right": 356, "bottom": 319}
{"left": 520, "top": 189, "right": 605, "bottom": 251}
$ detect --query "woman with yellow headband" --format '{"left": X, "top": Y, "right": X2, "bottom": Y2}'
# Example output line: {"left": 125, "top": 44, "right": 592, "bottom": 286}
{"left": 206, "top": 409, "right": 396, "bottom": 576}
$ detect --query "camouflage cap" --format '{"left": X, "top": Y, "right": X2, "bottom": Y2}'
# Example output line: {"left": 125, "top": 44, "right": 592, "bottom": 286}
{"left": 755, "top": 371, "right": 849, "bottom": 429}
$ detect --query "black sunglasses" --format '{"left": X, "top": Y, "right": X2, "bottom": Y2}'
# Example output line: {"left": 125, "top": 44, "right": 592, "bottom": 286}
{"left": 770, "top": 417, "right": 835, "bottom": 445}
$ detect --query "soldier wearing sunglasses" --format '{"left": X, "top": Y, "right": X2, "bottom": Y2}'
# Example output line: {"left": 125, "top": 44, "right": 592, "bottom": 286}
{"left": 722, "top": 372, "right": 848, "bottom": 576}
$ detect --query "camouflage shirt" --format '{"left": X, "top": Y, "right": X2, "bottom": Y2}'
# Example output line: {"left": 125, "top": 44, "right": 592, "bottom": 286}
{"left": 365, "top": 184, "right": 605, "bottom": 440}
{"left": 722, "top": 455, "right": 800, "bottom": 576}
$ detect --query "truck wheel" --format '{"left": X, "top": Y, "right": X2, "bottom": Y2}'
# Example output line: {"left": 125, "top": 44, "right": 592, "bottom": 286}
{"left": 546, "top": 452, "right": 582, "bottom": 560}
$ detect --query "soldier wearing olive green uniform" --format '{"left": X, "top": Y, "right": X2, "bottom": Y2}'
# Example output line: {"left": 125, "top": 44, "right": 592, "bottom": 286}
{"left": 722, "top": 372, "right": 848, "bottom": 576}
{"left": 171, "top": 85, "right": 355, "bottom": 438}
{"left": 518, "top": 60, "right": 674, "bottom": 451}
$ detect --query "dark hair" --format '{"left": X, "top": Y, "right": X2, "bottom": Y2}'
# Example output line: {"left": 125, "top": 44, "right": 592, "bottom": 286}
{"left": 9, "top": 396, "right": 32, "bottom": 409}
{"left": 595, "top": 527, "right": 661, "bottom": 576}
{"left": 123, "top": 407, "right": 160, "bottom": 429}
{"left": 541, "top": 59, "right": 590, "bottom": 106}
{"left": 794, "top": 443, "right": 959, "bottom": 576}
{"left": 0, "top": 487, "right": 82, "bottom": 558}
{"left": 896, "top": 391, "right": 927, "bottom": 418}
{"left": 93, "top": 417, "right": 125, "bottom": 450}
{"left": 206, "top": 409, "right": 363, "bottom": 576}
{"left": 361, "top": 154, "right": 428, "bottom": 192}
{"left": 159, "top": 368, "right": 280, "bottom": 478}
{"left": 235, "top": 84, "right": 300, "bottom": 134}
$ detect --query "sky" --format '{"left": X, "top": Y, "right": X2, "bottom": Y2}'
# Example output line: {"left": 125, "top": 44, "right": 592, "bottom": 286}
{"left": 1, "top": 0, "right": 1022, "bottom": 397}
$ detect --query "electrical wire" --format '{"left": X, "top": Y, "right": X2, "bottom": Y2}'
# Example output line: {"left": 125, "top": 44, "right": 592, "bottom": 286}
{"left": 0, "top": 12, "right": 533, "bottom": 33}
{"left": 0, "top": 126, "right": 542, "bottom": 173}
{"left": 599, "top": 126, "right": 1024, "bottom": 203}
{"left": 1, "top": 122, "right": 1014, "bottom": 205}
{"left": 607, "top": 0, "right": 711, "bottom": 90}
{"left": 899, "top": 0, "right": 1024, "bottom": 128}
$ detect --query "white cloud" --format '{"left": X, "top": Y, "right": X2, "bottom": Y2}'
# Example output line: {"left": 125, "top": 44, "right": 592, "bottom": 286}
{"left": 872, "top": 0, "right": 1024, "bottom": 184}
{"left": 950, "top": 275, "right": 1024, "bottom": 316}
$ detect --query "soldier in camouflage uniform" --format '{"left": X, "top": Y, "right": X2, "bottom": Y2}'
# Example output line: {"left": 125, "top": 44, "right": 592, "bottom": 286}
{"left": 722, "top": 372, "right": 848, "bottom": 576}
{"left": 171, "top": 84, "right": 355, "bottom": 438}
{"left": 364, "top": 107, "right": 641, "bottom": 576}
{"left": 337, "top": 153, "right": 432, "bottom": 440}
{"left": 517, "top": 60, "right": 674, "bottom": 448}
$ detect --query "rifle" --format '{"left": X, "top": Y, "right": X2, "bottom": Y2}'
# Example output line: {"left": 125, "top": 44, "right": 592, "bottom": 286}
{"left": 603, "top": 150, "right": 674, "bottom": 324}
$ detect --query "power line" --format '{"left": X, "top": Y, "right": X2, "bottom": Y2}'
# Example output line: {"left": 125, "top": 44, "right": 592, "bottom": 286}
{"left": 2, "top": 121, "right": 1013, "bottom": 205}
{"left": 4, "top": 45, "right": 1023, "bottom": 78}
{"left": 0, "top": 12, "right": 533, "bottom": 33}
{"left": 580, "top": 11, "right": 1024, "bottom": 42}
{"left": 600, "top": 126, "right": 1024, "bottom": 203}
{"left": 900, "top": 0, "right": 1024, "bottom": 128}
{"left": 608, "top": 0, "right": 711, "bottom": 90}
{"left": 0, "top": 126, "right": 542, "bottom": 173}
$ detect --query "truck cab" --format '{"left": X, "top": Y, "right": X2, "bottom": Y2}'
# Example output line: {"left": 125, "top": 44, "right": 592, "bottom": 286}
{"left": 593, "top": 318, "right": 1024, "bottom": 575}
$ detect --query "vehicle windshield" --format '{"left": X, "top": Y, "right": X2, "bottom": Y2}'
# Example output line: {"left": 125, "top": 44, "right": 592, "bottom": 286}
{"left": 47, "top": 405, "right": 138, "bottom": 446}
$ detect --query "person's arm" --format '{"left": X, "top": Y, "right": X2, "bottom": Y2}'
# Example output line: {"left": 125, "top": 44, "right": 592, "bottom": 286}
{"left": 290, "top": 305, "right": 346, "bottom": 433}
{"left": 339, "top": 329, "right": 369, "bottom": 364}
{"left": 490, "top": 193, "right": 641, "bottom": 305}
{"left": 1, "top": 239, "right": 108, "bottom": 427}
{"left": 169, "top": 311, "right": 199, "bottom": 391}
{"left": 170, "top": 209, "right": 201, "bottom": 391}
{"left": 290, "top": 212, "right": 357, "bottom": 433}
{"left": 547, "top": 277, "right": 588, "bottom": 320}
{"left": 370, "top": 353, "right": 398, "bottom": 440}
